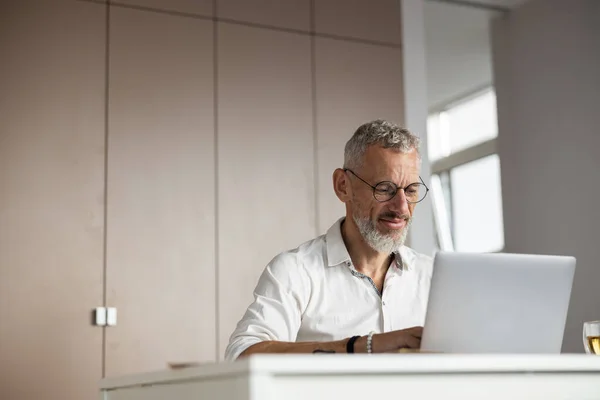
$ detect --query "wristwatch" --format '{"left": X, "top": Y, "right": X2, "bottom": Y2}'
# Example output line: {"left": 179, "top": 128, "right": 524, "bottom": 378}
{"left": 346, "top": 335, "right": 361, "bottom": 353}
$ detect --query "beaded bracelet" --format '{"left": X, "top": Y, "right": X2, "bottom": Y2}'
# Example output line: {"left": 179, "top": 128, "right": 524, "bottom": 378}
{"left": 367, "top": 331, "right": 375, "bottom": 354}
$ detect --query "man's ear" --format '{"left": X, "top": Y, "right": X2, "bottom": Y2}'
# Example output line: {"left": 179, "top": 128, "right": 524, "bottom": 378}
{"left": 333, "top": 168, "right": 351, "bottom": 202}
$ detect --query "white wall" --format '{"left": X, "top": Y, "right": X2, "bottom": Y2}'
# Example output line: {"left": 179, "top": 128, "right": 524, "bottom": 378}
{"left": 492, "top": 0, "right": 600, "bottom": 352}
{"left": 425, "top": 1, "right": 500, "bottom": 110}
{"left": 402, "top": 0, "right": 435, "bottom": 256}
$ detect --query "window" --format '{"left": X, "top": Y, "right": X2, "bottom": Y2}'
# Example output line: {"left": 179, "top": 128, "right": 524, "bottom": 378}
{"left": 428, "top": 88, "right": 504, "bottom": 253}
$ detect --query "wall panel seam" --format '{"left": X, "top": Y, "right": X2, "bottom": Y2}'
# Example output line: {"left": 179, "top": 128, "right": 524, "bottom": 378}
{"left": 310, "top": 0, "right": 319, "bottom": 236}
{"left": 213, "top": 0, "right": 220, "bottom": 362}
{"left": 101, "top": 0, "right": 111, "bottom": 379}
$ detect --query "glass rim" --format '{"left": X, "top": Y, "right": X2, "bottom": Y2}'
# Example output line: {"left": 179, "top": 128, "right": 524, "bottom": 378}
{"left": 374, "top": 182, "right": 428, "bottom": 203}
{"left": 344, "top": 168, "right": 430, "bottom": 204}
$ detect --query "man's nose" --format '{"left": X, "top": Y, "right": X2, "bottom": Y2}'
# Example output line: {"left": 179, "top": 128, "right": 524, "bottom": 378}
{"left": 390, "top": 189, "right": 411, "bottom": 215}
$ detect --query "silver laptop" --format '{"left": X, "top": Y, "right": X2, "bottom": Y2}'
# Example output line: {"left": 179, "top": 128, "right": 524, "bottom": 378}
{"left": 421, "top": 252, "right": 576, "bottom": 354}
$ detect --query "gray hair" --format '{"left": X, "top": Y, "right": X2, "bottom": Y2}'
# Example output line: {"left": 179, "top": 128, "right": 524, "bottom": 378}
{"left": 343, "top": 119, "right": 421, "bottom": 170}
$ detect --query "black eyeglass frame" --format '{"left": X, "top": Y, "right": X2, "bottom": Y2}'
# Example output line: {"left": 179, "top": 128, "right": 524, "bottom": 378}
{"left": 344, "top": 168, "right": 430, "bottom": 204}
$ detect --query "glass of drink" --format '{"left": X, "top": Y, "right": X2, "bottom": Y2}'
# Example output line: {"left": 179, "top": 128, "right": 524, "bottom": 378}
{"left": 583, "top": 321, "right": 600, "bottom": 355}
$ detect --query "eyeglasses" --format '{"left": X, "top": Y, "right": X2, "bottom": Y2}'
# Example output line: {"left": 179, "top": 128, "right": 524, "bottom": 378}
{"left": 344, "top": 168, "right": 429, "bottom": 204}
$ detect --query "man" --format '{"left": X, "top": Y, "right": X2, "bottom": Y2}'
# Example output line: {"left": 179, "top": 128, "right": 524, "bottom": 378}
{"left": 225, "top": 119, "right": 433, "bottom": 360}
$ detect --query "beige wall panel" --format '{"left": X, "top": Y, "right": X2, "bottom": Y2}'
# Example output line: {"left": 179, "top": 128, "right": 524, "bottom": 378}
{"left": 217, "top": 23, "right": 314, "bottom": 358}
{"left": 112, "top": 0, "right": 213, "bottom": 16}
{"left": 315, "top": 38, "right": 404, "bottom": 233}
{"left": 0, "top": 1, "right": 105, "bottom": 400}
{"left": 106, "top": 7, "right": 215, "bottom": 376}
{"left": 218, "top": 0, "right": 310, "bottom": 31}
{"left": 315, "top": 0, "right": 402, "bottom": 44}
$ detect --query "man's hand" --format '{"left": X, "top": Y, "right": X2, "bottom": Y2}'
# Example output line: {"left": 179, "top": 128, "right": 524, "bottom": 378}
{"left": 366, "top": 326, "right": 423, "bottom": 353}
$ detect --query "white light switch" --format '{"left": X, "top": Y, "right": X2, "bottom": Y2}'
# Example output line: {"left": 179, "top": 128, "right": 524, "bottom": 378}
{"left": 95, "top": 307, "right": 107, "bottom": 326}
{"left": 107, "top": 307, "right": 117, "bottom": 327}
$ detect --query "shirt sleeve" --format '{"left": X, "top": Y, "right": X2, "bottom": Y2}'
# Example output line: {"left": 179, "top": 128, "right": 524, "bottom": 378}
{"left": 224, "top": 252, "right": 309, "bottom": 361}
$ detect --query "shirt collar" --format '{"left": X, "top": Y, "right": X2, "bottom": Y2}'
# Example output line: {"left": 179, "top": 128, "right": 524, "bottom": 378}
{"left": 325, "top": 217, "right": 413, "bottom": 271}
{"left": 397, "top": 245, "right": 415, "bottom": 271}
{"left": 325, "top": 218, "right": 351, "bottom": 267}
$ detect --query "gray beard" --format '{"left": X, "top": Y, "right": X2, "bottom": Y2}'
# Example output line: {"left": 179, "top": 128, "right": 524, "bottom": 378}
{"left": 352, "top": 213, "right": 412, "bottom": 254}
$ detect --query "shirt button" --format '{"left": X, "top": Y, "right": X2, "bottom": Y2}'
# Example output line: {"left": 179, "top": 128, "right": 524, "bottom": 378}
{"left": 382, "top": 301, "right": 386, "bottom": 306}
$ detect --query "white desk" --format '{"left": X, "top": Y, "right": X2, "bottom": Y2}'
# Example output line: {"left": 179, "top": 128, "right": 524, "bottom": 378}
{"left": 100, "top": 354, "right": 600, "bottom": 400}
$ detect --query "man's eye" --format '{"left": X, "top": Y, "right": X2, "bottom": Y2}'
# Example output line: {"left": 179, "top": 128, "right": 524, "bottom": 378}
{"left": 376, "top": 184, "right": 395, "bottom": 194}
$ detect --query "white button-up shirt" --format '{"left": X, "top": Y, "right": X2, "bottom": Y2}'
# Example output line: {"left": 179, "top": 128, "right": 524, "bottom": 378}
{"left": 225, "top": 218, "right": 433, "bottom": 361}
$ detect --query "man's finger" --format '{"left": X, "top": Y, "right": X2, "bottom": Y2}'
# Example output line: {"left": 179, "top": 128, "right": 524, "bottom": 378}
{"left": 404, "top": 326, "right": 423, "bottom": 337}
{"left": 404, "top": 335, "right": 421, "bottom": 349}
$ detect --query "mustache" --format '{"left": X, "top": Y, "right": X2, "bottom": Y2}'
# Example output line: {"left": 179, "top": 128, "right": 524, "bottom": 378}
{"left": 379, "top": 212, "right": 411, "bottom": 221}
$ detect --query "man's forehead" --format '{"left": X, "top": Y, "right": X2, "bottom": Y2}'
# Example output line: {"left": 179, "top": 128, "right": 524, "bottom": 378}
{"left": 361, "top": 147, "right": 420, "bottom": 178}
